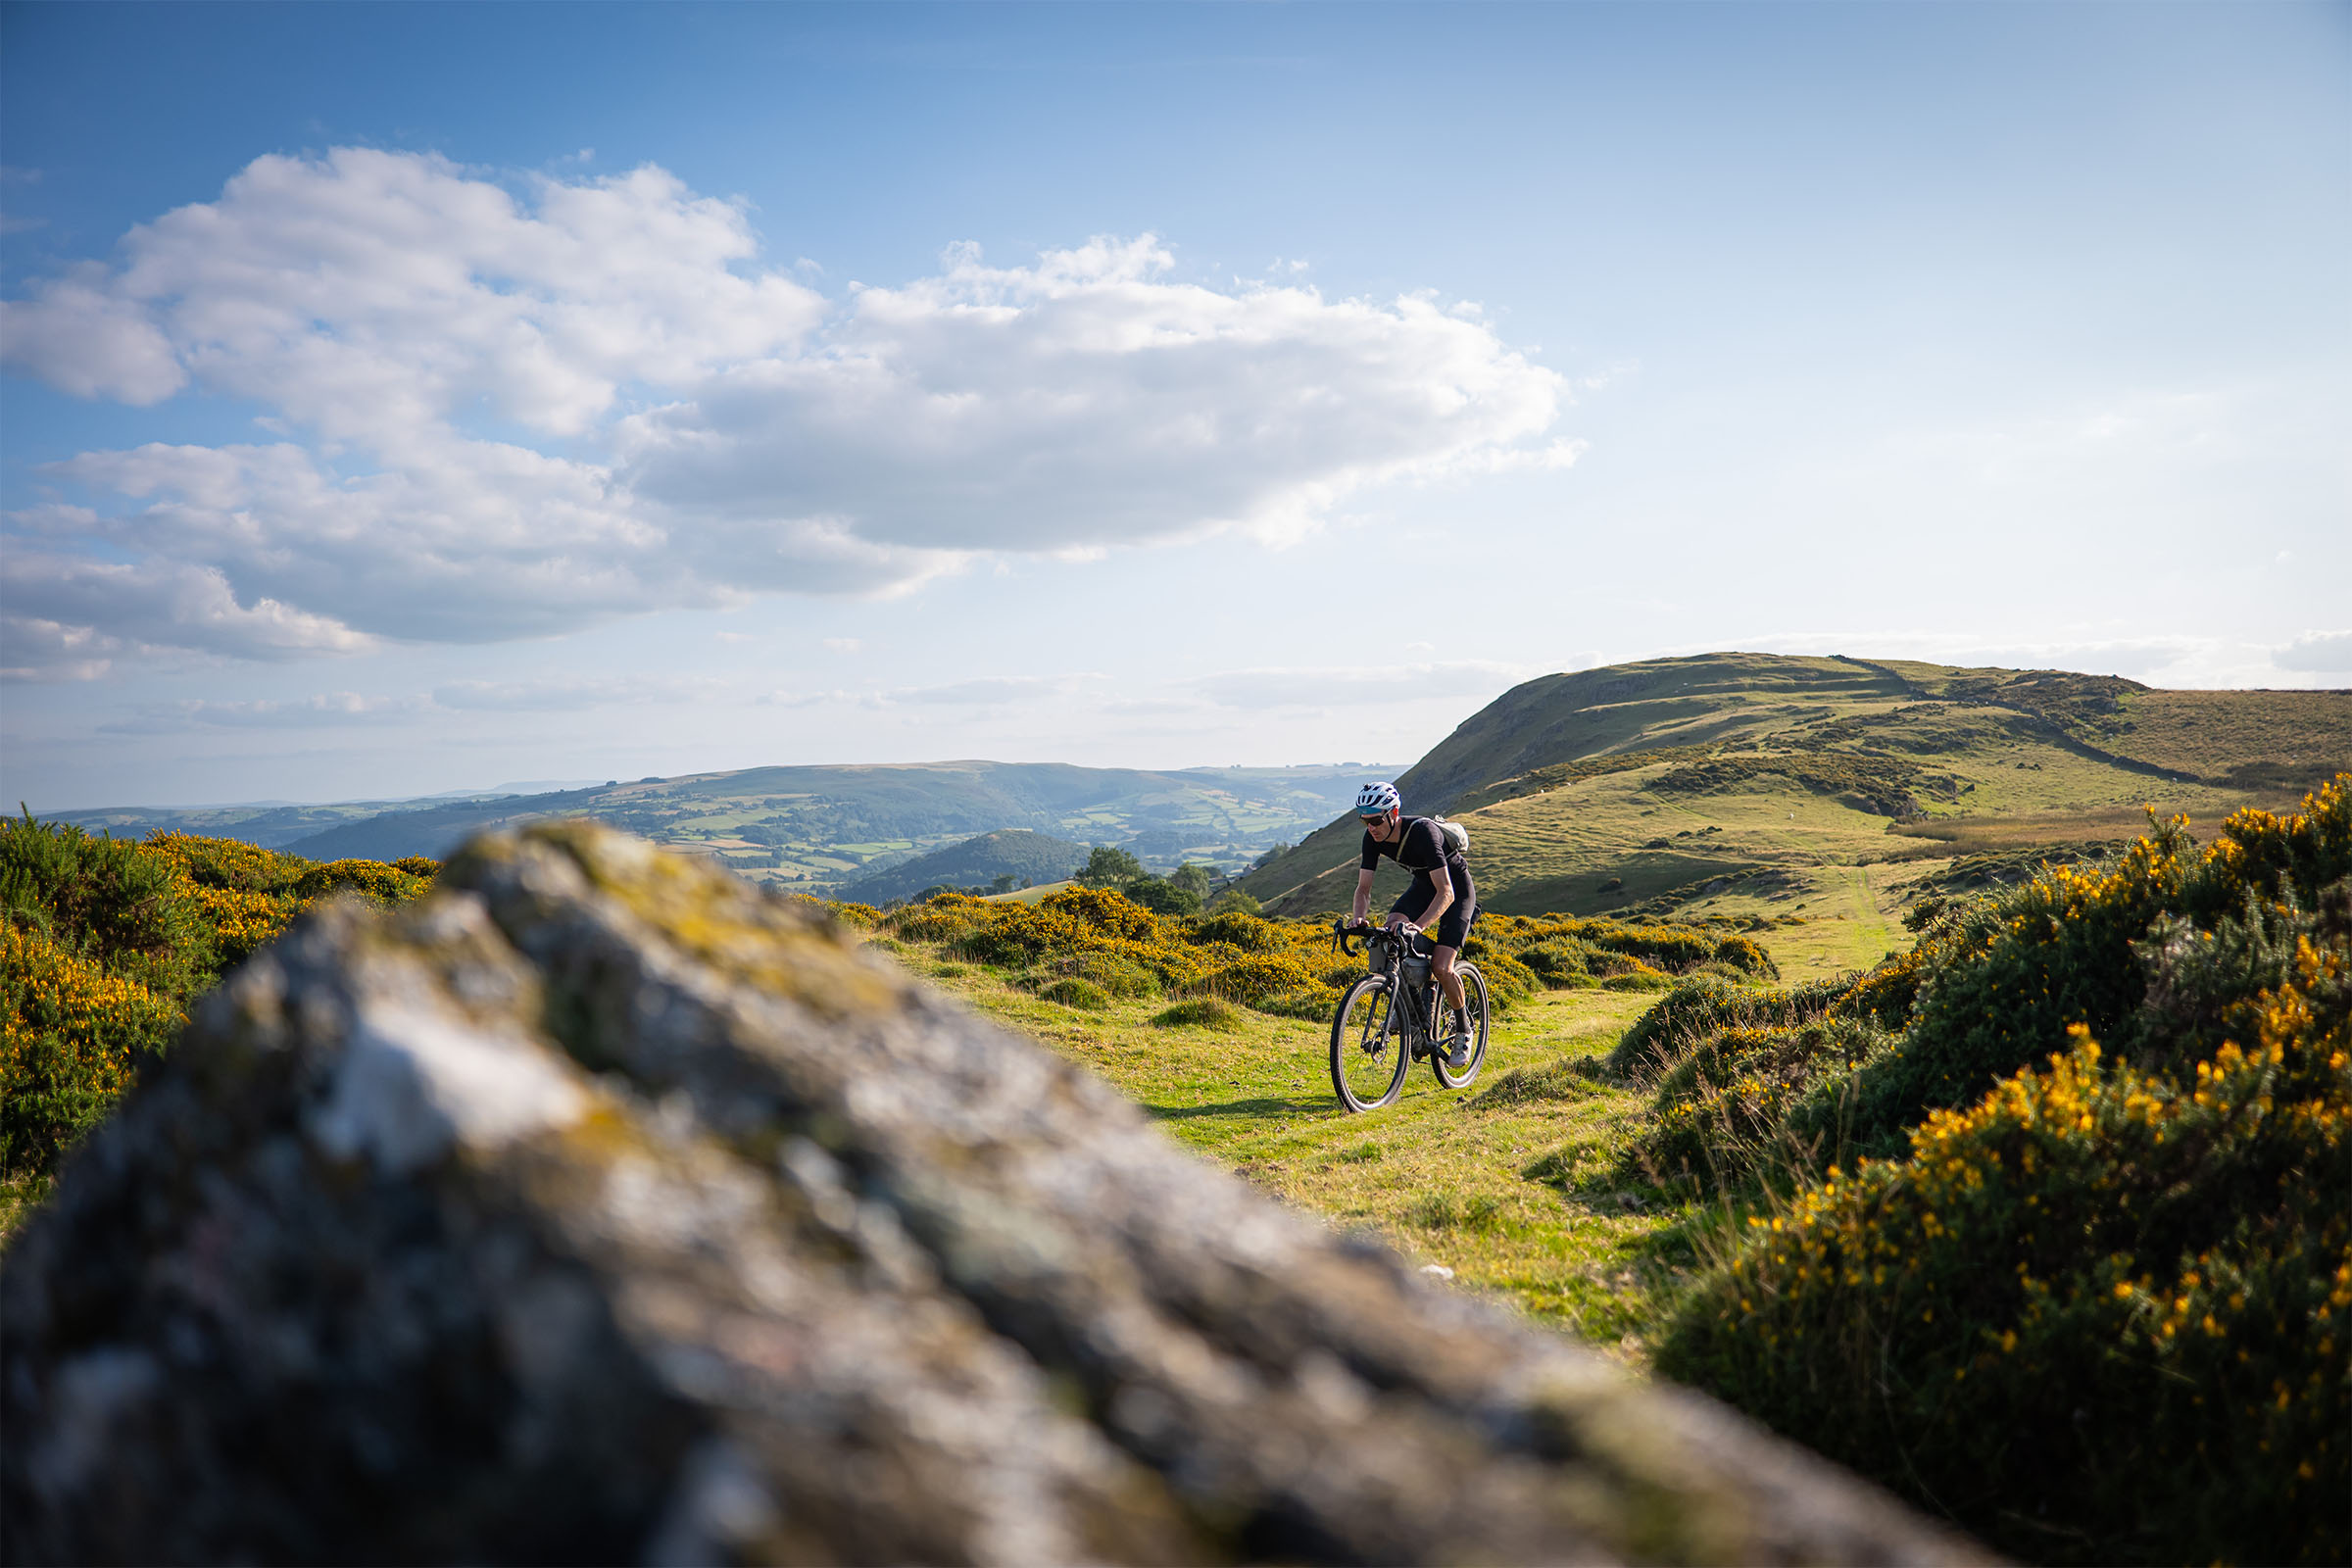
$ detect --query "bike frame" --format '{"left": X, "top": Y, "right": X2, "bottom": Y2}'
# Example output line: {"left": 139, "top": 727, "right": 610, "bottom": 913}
{"left": 1329, "top": 918, "right": 1488, "bottom": 1110}
{"left": 1353, "top": 929, "right": 1443, "bottom": 1057}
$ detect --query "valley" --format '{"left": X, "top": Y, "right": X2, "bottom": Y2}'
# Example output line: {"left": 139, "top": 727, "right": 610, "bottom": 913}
{"left": 56, "top": 760, "right": 1400, "bottom": 894}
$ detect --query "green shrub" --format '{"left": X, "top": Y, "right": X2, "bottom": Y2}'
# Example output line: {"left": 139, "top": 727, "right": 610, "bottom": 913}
{"left": 1036, "top": 977, "right": 1109, "bottom": 1010}
{"left": 1609, "top": 974, "right": 1853, "bottom": 1077}
{"left": 1655, "top": 969, "right": 2351, "bottom": 1565}
{"left": 1515, "top": 938, "right": 1593, "bottom": 988}
{"left": 1205, "top": 886, "right": 1261, "bottom": 916}
{"left": 1471, "top": 947, "right": 1541, "bottom": 1008}
{"left": 1629, "top": 1018, "right": 1884, "bottom": 1188}
{"left": 1711, "top": 934, "right": 1780, "bottom": 980}
{"left": 1, "top": 924, "right": 185, "bottom": 1179}
{"left": 1125, "top": 876, "right": 1202, "bottom": 917}
{"left": 887, "top": 892, "right": 990, "bottom": 946}
{"left": 1, "top": 819, "right": 437, "bottom": 1183}
{"left": 1151, "top": 998, "right": 1244, "bottom": 1030}
{"left": 1190, "top": 952, "right": 1322, "bottom": 1009}
{"left": 293, "top": 858, "right": 433, "bottom": 906}
{"left": 1467, "top": 1053, "right": 1604, "bottom": 1109}
{"left": 1184, "top": 909, "right": 1289, "bottom": 953}
{"left": 1029, "top": 951, "right": 1159, "bottom": 1001}
{"left": 1041, "top": 884, "right": 1161, "bottom": 941}
{"left": 1816, "top": 786, "right": 2351, "bottom": 1158}
{"left": 1649, "top": 779, "right": 2352, "bottom": 1564}
{"left": 1, "top": 814, "right": 206, "bottom": 994}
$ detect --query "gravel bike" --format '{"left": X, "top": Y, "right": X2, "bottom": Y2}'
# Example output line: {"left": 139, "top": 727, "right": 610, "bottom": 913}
{"left": 1327, "top": 919, "right": 1489, "bottom": 1111}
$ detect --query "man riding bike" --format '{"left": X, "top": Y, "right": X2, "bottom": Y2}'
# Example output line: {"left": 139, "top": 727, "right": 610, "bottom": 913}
{"left": 1347, "top": 782, "right": 1478, "bottom": 1068}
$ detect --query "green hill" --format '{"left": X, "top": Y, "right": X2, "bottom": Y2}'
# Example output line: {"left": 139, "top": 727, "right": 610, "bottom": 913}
{"left": 1239, "top": 653, "right": 2351, "bottom": 978}
{"left": 836, "top": 829, "right": 1090, "bottom": 906}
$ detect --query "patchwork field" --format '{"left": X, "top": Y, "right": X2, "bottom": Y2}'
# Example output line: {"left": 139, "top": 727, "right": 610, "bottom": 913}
{"left": 57, "top": 760, "right": 1401, "bottom": 892}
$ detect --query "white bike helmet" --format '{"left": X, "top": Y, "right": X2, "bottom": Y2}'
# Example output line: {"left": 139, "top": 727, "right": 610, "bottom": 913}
{"left": 1354, "top": 781, "right": 1401, "bottom": 816}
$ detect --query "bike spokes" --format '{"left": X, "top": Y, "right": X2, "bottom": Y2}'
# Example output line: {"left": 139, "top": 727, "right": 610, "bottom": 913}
{"left": 1330, "top": 976, "right": 1409, "bottom": 1111}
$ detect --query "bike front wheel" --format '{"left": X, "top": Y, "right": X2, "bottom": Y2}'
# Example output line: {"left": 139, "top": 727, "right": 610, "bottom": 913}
{"left": 1430, "top": 962, "right": 1490, "bottom": 1090}
{"left": 1330, "top": 975, "right": 1408, "bottom": 1111}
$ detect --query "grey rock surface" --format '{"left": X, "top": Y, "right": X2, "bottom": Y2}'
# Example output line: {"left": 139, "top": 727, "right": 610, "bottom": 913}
{"left": 2, "top": 824, "right": 1991, "bottom": 1565}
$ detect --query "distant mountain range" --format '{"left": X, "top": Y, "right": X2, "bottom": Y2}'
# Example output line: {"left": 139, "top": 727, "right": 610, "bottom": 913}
{"left": 834, "top": 829, "right": 1091, "bottom": 906}
{"left": 55, "top": 760, "right": 1402, "bottom": 889}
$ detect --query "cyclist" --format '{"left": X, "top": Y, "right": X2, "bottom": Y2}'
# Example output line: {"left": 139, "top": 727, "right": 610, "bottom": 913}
{"left": 1347, "top": 782, "right": 1478, "bottom": 1067}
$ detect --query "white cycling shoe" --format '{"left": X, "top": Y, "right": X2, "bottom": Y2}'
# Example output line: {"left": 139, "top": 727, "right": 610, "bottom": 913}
{"left": 1446, "top": 1010, "right": 1472, "bottom": 1069}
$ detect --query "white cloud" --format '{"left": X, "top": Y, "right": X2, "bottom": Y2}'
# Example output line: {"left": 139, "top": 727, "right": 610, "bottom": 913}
{"left": 620, "top": 236, "right": 1571, "bottom": 553}
{"left": 2275, "top": 631, "right": 2352, "bottom": 675}
{"left": 1, "top": 549, "right": 373, "bottom": 678}
{"left": 431, "top": 674, "right": 721, "bottom": 710}
{"left": 2, "top": 150, "right": 1569, "bottom": 675}
{"left": 0, "top": 616, "right": 120, "bottom": 683}
{"left": 0, "top": 263, "right": 185, "bottom": 403}
{"left": 101, "top": 692, "right": 427, "bottom": 734}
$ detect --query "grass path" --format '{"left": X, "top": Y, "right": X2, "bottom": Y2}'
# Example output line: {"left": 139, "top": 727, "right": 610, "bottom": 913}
{"left": 901, "top": 945, "right": 1695, "bottom": 1357}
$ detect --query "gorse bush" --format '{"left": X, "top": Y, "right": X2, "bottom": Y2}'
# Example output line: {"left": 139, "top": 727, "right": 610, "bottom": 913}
{"left": 1646, "top": 777, "right": 2352, "bottom": 1564}
{"left": 867, "top": 887, "right": 1749, "bottom": 1026}
{"left": 0, "top": 925, "right": 184, "bottom": 1182}
{"left": 1658, "top": 987, "right": 2349, "bottom": 1563}
{"left": 1797, "top": 786, "right": 2351, "bottom": 1163}
{"left": 1, "top": 815, "right": 436, "bottom": 1182}
{"left": 1609, "top": 973, "right": 1854, "bottom": 1077}
{"left": 1630, "top": 1016, "right": 1886, "bottom": 1189}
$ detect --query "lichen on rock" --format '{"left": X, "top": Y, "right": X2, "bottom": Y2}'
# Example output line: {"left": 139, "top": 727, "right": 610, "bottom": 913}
{"left": 2, "top": 823, "right": 1989, "bottom": 1565}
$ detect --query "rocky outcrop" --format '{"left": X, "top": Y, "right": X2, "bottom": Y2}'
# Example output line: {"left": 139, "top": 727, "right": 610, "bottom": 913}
{"left": 1, "top": 824, "right": 1988, "bottom": 1565}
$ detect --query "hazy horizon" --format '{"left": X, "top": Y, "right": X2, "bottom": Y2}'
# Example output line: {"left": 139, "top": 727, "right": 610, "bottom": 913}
{"left": 6, "top": 3, "right": 2345, "bottom": 811}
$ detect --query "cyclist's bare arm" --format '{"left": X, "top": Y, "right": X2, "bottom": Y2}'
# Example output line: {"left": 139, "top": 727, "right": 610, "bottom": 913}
{"left": 1350, "top": 868, "right": 1376, "bottom": 924}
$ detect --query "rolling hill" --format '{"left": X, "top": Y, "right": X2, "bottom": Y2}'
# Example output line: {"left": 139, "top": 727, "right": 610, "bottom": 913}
{"left": 1237, "top": 653, "right": 2350, "bottom": 978}
{"left": 835, "top": 829, "right": 1090, "bottom": 906}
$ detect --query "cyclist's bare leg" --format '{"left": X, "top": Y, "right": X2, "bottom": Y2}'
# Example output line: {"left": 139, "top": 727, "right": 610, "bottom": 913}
{"left": 1433, "top": 945, "right": 1467, "bottom": 1012}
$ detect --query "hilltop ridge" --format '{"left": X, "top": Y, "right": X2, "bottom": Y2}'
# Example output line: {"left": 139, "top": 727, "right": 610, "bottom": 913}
{"left": 1238, "top": 653, "right": 2350, "bottom": 974}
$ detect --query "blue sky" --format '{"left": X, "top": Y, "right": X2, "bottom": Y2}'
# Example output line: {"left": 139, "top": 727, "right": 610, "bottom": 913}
{"left": 3, "top": 1, "right": 2345, "bottom": 809}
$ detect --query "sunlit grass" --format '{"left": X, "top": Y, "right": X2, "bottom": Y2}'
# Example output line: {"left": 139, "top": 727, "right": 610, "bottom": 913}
{"left": 912, "top": 950, "right": 1698, "bottom": 1355}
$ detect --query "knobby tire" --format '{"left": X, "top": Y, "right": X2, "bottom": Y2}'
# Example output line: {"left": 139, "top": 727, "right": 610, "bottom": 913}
{"left": 1330, "top": 974, "right": 1408, "bottom": 1112}
{"left": 1430, "top": 961, "right": 1490, "bottom": 1090}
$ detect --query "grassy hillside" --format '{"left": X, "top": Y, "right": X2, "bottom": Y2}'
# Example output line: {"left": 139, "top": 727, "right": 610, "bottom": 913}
{"left": 865, "top": 782, "right": 2347, "bottom": 1564}
{"left": 836, "top": 828, "right": 1089, "bottom": 906}
{"left": 66, "top": 760, "right": 1398, "bottom": 890}
{"left": 1239, "top": 654, "right": 2350, "bottom": 984}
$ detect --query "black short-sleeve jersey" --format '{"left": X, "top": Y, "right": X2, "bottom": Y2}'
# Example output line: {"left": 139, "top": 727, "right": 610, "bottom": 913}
{"left": 1360, "top": 816, "right": 1473, "bottom": 902}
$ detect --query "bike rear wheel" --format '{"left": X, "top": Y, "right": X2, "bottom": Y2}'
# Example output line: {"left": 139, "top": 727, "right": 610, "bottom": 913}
{"left": 1430, "top": 962, "right": 1490, "bottom": 1090}
{"left": 1330, "top": 975, "right": 1409, "bottom": 1111}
